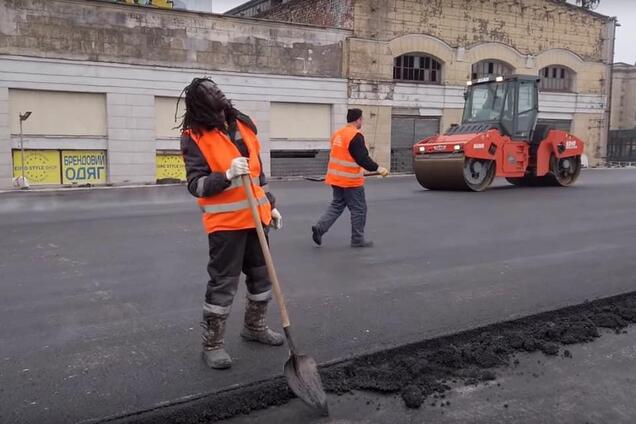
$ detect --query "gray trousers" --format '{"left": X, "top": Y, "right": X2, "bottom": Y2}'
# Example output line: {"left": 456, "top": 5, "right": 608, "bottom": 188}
{"left": 203, "top": 229, "right": 272, "bottom": 319}
{"left": 315, "top": 185, "right": 367, "bottom": 244}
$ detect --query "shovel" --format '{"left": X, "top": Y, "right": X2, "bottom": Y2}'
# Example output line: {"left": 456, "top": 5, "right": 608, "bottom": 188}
{"left": 241, "top": 174, "right": 329, "bottom": 416}
{"left": 304, "top": 171, "right": 383, "bottom": 182}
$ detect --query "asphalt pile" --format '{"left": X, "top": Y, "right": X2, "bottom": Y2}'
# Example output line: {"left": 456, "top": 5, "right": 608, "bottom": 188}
{"left": 117, "top": 292, "right": 636, "bottom": 423}
{"left": 322, "top": 294, "right": 636, "bottom": 409}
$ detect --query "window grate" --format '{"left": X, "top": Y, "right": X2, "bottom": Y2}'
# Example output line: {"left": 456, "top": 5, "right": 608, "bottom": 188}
{"left": 539, "top": 66, "right": 574, "bottom": 92}
{"left": 471, "top": 60, "right": 513, "bottom": 80}
{"left": 393, "top": 54, "right": 442, "bottom": 84}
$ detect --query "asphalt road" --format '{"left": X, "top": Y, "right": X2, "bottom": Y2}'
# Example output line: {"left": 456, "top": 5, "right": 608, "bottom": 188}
{"left": 1, "top": 170, "right": 636, "bottom": 423}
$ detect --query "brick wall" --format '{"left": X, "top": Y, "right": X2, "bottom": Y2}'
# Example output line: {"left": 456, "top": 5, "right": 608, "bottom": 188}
{"left": 256, "top": 0, "right": 354, "bottom": 29}
{"left": 0, "top": 0, "right": 348, "bottom": 79}
{"left": 354, "top": 0, "right": 611, "bottom": 62}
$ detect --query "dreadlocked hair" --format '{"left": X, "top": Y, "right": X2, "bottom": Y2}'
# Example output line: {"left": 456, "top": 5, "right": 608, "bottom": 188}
{"left": 176, "top": 77, "right": 233, "bottom": 136}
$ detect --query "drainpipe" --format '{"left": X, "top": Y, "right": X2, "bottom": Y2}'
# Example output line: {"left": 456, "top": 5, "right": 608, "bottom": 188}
{"left": 604, "top": 17, "right": 617, "bottom": 163}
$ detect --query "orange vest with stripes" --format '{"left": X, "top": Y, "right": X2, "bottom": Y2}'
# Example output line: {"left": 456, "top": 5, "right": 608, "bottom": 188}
{"left": 186, "top": 121, "right": 272, "bottom": 234}
{"left": 325, "top": 125, "right": 364, "bottom": 188}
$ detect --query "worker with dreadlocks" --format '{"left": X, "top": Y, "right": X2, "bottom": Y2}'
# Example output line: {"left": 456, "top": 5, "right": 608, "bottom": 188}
{"left": 179, "top": 77, "right": 283, "bottom": 369}
{"left": 312, "top": 108, "right": 389, "bottom": 248}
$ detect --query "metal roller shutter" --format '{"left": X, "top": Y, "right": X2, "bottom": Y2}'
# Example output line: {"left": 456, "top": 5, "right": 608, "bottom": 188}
{"left": 391, "top": 116, "right": 440, "bottom": 173}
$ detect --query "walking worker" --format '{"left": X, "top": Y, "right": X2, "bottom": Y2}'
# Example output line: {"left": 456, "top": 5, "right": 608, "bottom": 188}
{"left": 179, "top": 77, "right": 284, "bottom": 369}
{"left": 312, "top": 108, "right": 389, "bottom": 248}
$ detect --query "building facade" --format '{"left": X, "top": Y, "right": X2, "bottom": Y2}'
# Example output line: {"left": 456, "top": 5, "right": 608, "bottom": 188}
{"left": 234, "top": 0, "right": 616, "bottom": 173}
{"left": 0, "top": 0, "right": 616, "bottom": 188}
{"left": 611, "top": 63, "right": 636, "bottom": 130}
{"left": 0, "top": 0, "right": 349, "bottom": 188}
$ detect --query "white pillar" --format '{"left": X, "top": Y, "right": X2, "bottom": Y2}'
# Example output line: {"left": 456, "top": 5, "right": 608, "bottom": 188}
{"left": 0, "top": 88, "right": 11, "bottom": 189}
{"left": 106, "top": 93, "right": 156, "bottom": 184}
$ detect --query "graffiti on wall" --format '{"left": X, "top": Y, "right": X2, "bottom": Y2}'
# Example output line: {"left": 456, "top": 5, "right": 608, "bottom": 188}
{"left": 108, "top": 0, "right": 175, "bottom": 9}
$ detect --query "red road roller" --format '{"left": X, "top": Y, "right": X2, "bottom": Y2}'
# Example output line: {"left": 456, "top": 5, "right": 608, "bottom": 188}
{"left": 413, "top": 75, "right": 584, "bottom": 191}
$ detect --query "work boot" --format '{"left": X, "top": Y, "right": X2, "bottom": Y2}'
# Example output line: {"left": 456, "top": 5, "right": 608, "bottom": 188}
{"left": 311, "top": 226, "right": 322, "bottom": 246}
{"left": 201, "top": 314, "right": 232, "bottom": 369}
{"left": 240, "top": 300, "right": 284, "bottom": 346}
{"left": 351, "top": 240, "right": 374, "bottom": 248}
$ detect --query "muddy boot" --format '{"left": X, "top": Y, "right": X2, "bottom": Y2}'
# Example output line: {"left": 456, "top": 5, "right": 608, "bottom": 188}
{"left": 240, "top": 300, "right": 284, "bottom": 346}
{"left": 351, "top": 240, "right": 374, "bottom": 248}
{"left": 312, "top": 226, "right": 323, "bottom": 246}
{"left": 201, "top": 314, "right": 232, "bottom": 369}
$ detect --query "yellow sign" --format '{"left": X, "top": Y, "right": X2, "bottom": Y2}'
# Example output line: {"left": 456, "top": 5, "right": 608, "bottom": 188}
{"left": 12, "top": 150, "right": 62, "bottom": 185}
{"left": 156, "top": 153, "right": 186, "bottom": 181}
{"left": 62, "top": 150, "right": 108, "bottom": 184}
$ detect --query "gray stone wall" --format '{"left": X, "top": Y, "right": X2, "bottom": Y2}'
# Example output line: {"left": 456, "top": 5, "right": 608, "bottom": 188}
{"left": 0, "top": 0, "right": 348, "bottom": 78}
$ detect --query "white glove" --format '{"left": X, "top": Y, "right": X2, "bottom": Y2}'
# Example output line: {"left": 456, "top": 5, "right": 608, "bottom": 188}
{"left": 377, "top": 166, "right": 390, "bottom": 177}
{"left": 271, "top": 208, "right": 283, "bottom": 230}
{"left": 225, "top": 157, "right": 249, "bottom": 180}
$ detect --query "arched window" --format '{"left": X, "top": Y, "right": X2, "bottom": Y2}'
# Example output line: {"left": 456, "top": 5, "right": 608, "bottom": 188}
{"left": 539, "top": 66, "right": 574, "bottom": 92}
{"left": 471, "top": 60, "right": 514, "bottom": 80}
{"left": 393, "top": 53, "right": 442, "bottom": 84}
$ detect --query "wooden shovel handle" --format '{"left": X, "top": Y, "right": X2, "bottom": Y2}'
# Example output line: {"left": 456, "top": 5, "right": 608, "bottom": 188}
{"left": 241, "top": 174, "right": 291, "bottom": 328}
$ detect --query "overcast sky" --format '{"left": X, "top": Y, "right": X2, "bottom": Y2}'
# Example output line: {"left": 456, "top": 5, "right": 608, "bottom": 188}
{"left": 591, "top": 0, "right": 636, "bottom": 64}
{"left": 210, "top": 0, "right": 634, "bottom": 64}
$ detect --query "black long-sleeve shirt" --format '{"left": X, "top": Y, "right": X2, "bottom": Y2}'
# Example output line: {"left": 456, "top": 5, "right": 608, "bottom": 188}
{"left": 180, "top": 110, "right": 276, "bottom": 208}
{"left": 348, "top": 133, "right": 379, "bottom": 172}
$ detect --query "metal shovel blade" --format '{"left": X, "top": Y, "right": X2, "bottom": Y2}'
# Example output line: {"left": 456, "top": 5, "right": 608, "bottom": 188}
{"left": 284, "top": 354, "right": 329, "bottom": 416}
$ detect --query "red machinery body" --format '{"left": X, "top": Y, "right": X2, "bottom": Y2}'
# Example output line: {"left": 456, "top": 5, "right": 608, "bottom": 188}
{"left": 412, "top": 75, "right": 584, "bottom": 191}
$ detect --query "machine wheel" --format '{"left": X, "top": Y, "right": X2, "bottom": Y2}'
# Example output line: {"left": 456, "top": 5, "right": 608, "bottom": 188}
{"left": 463, "top": 158, "right": 495, "bottom": 191}
{"left": 546, "top": 155, "right": 581, "bottom": 186}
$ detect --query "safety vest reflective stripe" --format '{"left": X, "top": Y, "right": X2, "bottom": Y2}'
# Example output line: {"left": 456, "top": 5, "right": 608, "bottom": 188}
{"left": 225, "top": 176, "right": 261, "bottom": 191}
{"left": 329, "top": 157, "right": 360, "bottom": 168}
{"left": 201, "top": 195, "right": 269, "bottom": 213}
{"left": 327, "top": 168, "right": 364, "bottom": 179}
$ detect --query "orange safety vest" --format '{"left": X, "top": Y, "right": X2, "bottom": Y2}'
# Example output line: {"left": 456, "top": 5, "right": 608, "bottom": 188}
{"left": 186, "top": 121, "right": 272, "bottom": 234}
{"left": 325, "top": 125, "right": 364, "bottom": 188}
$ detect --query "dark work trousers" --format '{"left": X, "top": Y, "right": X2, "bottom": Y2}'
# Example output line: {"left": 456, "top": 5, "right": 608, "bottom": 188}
{"left": 315, "top": 185, "right": 367, "bottom": 244}
{"left": 203, "top": 229, "right": 271, "bottom": 319}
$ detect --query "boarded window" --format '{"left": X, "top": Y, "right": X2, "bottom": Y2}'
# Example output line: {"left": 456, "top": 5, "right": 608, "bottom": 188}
{"left": 393, "top": 54, "right": 442, "bottom": 84}
{"left": 539, "top": 66, "right": 574, "bottom": 92}
{"left": 270, "top": 103, "right": 331, "bottom": 140}
{"left": 155, "top": 97, "right": 184, "bottom": 138}
{"left": 12, "top": 149, "right": 108, "bottom": 185}
{"left": 156, "top": 152, "right": 186, "bottom": 182}
{"left": 12, "top": 150, "right": 62, "bottom": 185}
{"left": 471, "top": 60, "right": 514, "bottom": 80}
{"left": 9, "top": 89, "right": 106, "bottom": 136}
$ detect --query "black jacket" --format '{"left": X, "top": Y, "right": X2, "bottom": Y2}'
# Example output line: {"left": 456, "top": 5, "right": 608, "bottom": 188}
{"left": 348, "top": 133, "right": 379, "bottom": 172}
{"left": 180, "top": 110, "right": 276, "bottom": 208}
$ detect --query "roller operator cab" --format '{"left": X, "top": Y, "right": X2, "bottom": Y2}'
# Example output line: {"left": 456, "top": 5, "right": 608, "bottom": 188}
{"left": 412, "top": 75, "right": 584, "bottom": 191}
